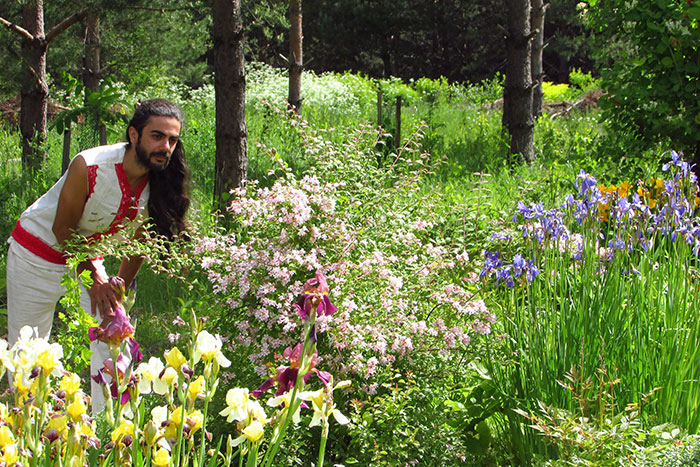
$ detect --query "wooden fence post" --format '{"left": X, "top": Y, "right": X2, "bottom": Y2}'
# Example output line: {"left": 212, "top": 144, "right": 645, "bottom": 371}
{"left": 62, "top": 127, "right": 71, "bottom": 174}
{"left": 99, "top": 124, "right": 107, "bottom": 146}
{"left": 395, "top": 95, "right": 402, "bottom": 149}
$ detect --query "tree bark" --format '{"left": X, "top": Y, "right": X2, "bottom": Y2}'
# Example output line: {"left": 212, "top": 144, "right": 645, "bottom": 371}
{"left": 503, "top": 0, "right": 535, "bottom": 164}
{"left": 20, "top": 0, "right": 49, "bottom": 169}
{"left": 83, "top": 11, "right": 107, "bottom": 145}
{"left": 83, "top": 12, "right": 100, "bottom": 92}
{"left": 1, "top": 2, "right": 86, "bottom": 170}
{"left": 531, "top": 0, "right": 546, "bottom": 119}
{"left": 288, "top": 0, "right": 303, "bottom": 114}
{"left": 212, "top": 0, "right": 248, "bottom": 213}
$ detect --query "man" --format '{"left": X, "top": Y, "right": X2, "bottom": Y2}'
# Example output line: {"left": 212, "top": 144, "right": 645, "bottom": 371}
{"left": 6, "top": 99, "right": 190, "bottom": 411}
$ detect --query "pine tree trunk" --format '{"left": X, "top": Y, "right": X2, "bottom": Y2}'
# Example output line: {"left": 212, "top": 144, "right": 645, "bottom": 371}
{"left": 503, "top": 0, "right": 534, "bottom": 163}
{"left": 212, "top": 0, "right": 248, "bottom": 213}
{"left": 83, "top": 12, "right": 100, "bottom": 91}
{"left": 288, "top": 0, "right": 303, "bottom": 114}
{"left": 83, "top": 11, "right": 106, "bottom": 145}
{"left": 531, "top": 0, "right": 546, "bottom": 119}
{"left": 20, "top": 0, "right": 48, "bottom": 170}
{"left": 2, "top": 2, "right": 85, "bottom": 170}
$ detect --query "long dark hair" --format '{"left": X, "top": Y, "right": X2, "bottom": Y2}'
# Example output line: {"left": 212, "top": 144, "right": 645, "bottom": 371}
{"left": 126, "top": 99, "right": 191, "bottom": 240}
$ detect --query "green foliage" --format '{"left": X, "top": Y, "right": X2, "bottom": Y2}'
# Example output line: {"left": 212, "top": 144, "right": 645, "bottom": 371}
{"left": 342, "top": 372, "right": 473, "bottom": 466}
{"left": 99, "top": 3, "right": 212, "bottom": 91}
{"left": 242, "top": 0, "right": 289, "bottom": 64}
{"left": 517, "top": 368, "right": 700, "bottom": 467}
{"left": 542, "top": 82, "right": 573, "bottom": 102}
{"left": 0, "top": 126, "right": 65, "bottom": 245}
{"left": 568, "top": 68, "right": 601, "bottom": 94}
{"left": 542, "top": 69, "right": 601, "bottom": 103}
{"left": 481, "top": 160, "right": 700, "bottom": 462}
{"left": 443, "top": 362, "right": 501, "bottom": 459}
{"left": 378, "top": 76, "right": 419, "bottom": 107}
{"left": 584, "top": 0, "right": 700, "bottom": 160}
{"left": 51, "top": 73, "right": 130, "bottom": 136}
{"left": 57, "top": 255, "right": 97, "bottom": 374}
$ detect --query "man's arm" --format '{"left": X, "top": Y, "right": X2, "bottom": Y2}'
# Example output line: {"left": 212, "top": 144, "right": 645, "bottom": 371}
{"left": 52, "top": 156, "right": 88, "bottom": 246}
{"left": 118, "top": 255, "right": 145, "bottom": 291}
{"left": 52, "top": 156, "right": 118, "bottom": 319}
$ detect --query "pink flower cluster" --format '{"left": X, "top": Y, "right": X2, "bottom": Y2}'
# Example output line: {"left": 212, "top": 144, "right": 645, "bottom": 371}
{"left": 195, "top": 170, "right": 494, "bottom": 386}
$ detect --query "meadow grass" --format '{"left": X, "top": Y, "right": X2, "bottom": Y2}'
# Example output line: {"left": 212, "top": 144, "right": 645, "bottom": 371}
{"left": 479, "top": 161, "right": 700, "bottom": 463}
{"left": 0, "top": 66, "right": 693, "bottom": 465}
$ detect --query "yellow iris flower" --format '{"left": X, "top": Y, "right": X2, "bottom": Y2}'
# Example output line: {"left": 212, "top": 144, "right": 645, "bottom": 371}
{"left": 164, "top": 347, "right": 187, "bottom": 372}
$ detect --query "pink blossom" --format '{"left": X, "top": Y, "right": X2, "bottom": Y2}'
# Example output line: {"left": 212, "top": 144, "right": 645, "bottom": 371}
{"left": 365, "top": 357, "right": 379, "bottom": 378}
{"left": 412, "top": 219, "right": 431, "bottom": 230}
{"left": 88, "top": 306, "right": 135, "bottom": 345}
{"left": 472, "top": 320, "right": 492, "bottom": 335}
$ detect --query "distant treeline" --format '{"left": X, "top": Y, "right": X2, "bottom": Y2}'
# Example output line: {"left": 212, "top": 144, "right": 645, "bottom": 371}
{"left": 0, "top": 0, "right": 592, "bottom": 99}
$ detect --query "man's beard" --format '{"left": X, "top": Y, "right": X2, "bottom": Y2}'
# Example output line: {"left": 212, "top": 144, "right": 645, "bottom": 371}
{"left": 135, "top": 139, "right": 171, "bottom": 172}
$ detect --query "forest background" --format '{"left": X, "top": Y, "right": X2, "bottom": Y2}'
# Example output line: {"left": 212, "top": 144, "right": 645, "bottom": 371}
{"left": 1, "top": 1, "right": 700, "bottom": 466}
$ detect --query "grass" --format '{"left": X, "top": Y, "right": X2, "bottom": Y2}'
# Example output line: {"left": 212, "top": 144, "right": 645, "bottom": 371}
{"left": 0, "top": 65, "right": 692, "bottom": 465}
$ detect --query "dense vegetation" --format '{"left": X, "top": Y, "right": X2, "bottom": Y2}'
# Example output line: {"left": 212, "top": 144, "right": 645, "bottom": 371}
{"left": 2, "top": 1, "right": 700, "bottom": 465}
{"left": 1, "top": 63, "right": 699, "bottom": 465}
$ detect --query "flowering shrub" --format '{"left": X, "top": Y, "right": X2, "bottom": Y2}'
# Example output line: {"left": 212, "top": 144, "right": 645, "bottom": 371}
{"left": 194, "top": 115, "right": 494, "bottom": 393}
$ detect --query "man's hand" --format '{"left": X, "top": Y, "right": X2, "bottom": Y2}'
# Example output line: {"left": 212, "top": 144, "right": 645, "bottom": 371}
{"left": 88, "top": 273, "right": 124, "bottom": 322}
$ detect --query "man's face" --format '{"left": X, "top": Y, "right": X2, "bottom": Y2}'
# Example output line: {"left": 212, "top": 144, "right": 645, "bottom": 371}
{"left": 132, "top": 116, "right": 181, "bottom": 172}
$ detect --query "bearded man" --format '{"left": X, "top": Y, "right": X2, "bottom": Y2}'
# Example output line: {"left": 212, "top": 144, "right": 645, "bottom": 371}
{"left": 6, "top": 99, "right": 191, "bottom": 411}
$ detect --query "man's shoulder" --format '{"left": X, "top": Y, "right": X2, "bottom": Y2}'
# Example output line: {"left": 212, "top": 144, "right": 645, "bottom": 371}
{"left": 77, "top": 143, "right": 128, "bottom": 166}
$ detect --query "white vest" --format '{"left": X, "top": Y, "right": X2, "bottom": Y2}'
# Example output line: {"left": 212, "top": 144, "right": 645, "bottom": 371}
{"left": 11, "top": 143, "right": 150, "bottom": 264}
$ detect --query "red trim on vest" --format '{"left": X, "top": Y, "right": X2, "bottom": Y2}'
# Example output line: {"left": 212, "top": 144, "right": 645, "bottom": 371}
{"left": 86, "top": 165, "right": 98, "bottom": 201}
{"left": 116, "top": 163, "right": 130, "bottom": 198}
{"left": 85, "top": 164, "right": 149, "bottom": 243}
{"left": 11, "top": 220, "right": 66, "bottom": 264}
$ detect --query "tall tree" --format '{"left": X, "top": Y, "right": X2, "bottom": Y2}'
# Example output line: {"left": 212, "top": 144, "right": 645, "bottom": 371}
{"left": 83, "top": 9, "right": 107, "bottom": 145}
{"left": 503, "top": 0, "right": 534, "bottom": 163}
{"left": 530, "top": 0, "right": 546, "bottom": 119}
{"left": 0, "top": 1, "right": 86, "bottom": 170}
{"left": 82, "top": 11, "right": 100, "bottom": 91}
{"left": 288, "top": 0, "right": 303, "bottom": 114}
{"left": 212, "top": 0, "right": 248, "bottom": 212}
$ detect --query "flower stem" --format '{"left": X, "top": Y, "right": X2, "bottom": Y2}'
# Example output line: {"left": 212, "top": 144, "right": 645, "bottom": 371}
{"left": 317, "top": 425, "right": 329, "bottom": 467}
{"left": 173, "top": 385, "right": 187, "bottom": 467}
{"left": 109, "top": 345, "right": 124, "bottom": 424}
{"left": 131, "top": 398, "right": 142, "bottom": 467}
{"left": 246, "top": 441, "right": 260, "bottom": 467}
{"left": 197, "top": 378, "right": 212, "bottom": 467}
{"left": 261, "top": 322, "right": 313, "bottom": 467}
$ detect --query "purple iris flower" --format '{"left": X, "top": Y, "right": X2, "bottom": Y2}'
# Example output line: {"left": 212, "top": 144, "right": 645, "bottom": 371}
{"left": 576, "top": 170, "right": 598, "bottom": 196}
{"left": 608, "top": 236, "right": 627, "bottom": 251}
{"left": 512, "top": 254, "right": 525, "bottom": 275}
{"left": 91, "top": 354, "right": 133, "bottom": 405}
{"left": 251, "top": 343, "right": 331, "bottom": 399}
{"left": 293, "top": 271, "right": 337, "bottom": 321}
{"left": 127, "top": 337, "right": 142, "bottom": 363}
{"left": 480, "top": 251, "right": 502, "bottom": 278}
{"left": 574, "top": 201, "right": 589, "bottom": 225}
{"left": 526, "top": 262, "right": 540, "bottom": 282}
{"left": 616, "top": 198, "right": 633, "bottom": 219}
{"left": 561, "top": 193, "right": 575, "bottom": 209}
{"left": 89, "top": 305, "right": 135, "bottom": 345}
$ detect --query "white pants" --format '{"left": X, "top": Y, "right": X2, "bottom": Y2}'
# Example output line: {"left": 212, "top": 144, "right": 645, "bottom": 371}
{"left": 6, "top": 239, "right": 111, "bottom": 413}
